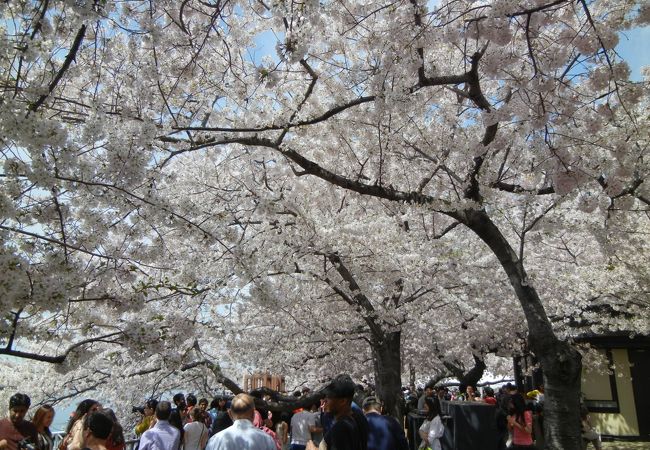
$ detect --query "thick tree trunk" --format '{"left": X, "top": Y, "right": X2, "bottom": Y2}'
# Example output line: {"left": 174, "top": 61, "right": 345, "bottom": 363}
{"left": 459, "top": 355, "right": 487, "bottom": 391}
{"left": 372, "top": 331, "right": 404, "bottom": 421}
{"left": 538, "top": 341, "right": 583, "bottom": 450}
{"left": 442, "top": 354, "right": 487, "bottom": 392}
{"left": 461, "top": 209, "right": 583, "bottom": 450}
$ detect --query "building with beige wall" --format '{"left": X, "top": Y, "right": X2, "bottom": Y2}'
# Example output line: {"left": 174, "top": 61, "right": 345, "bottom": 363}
{"left": 515, "top": 333, "right": 649, "bottom": 441}
{"left": 579, "top": 335, "right": 649, "bottom": 441}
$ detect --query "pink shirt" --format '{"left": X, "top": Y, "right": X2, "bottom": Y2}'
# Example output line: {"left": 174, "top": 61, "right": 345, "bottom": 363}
{"left": 512, "top": 411, "right": 533, "bottom": 446}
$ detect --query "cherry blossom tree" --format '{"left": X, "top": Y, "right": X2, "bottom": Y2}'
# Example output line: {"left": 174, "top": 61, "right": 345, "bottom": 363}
{"left": 1, "top": 0, "right": 649, "bottom": 448}
{"left": 163, "top": 149, "right": 525, "bottom": 418}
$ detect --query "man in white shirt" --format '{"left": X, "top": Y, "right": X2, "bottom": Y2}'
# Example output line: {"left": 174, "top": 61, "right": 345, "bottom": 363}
{"left": 289, "top": 402, "right": 321, "bottom": 450}
{"left": 139, "top": 401, "right": 181, "bottom": 450}
{"left": 205, "top": 394, "right": 275, "bottom": 450}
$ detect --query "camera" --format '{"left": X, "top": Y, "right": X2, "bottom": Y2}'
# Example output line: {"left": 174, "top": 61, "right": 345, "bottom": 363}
{"left": 132, "top": 406, "right": 145, "bottom": 414}
{"left": 17, "top": 439, "right": 36, "bottom": 450}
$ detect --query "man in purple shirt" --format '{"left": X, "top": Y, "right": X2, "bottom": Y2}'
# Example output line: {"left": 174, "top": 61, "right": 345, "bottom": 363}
{"left": 139, "top": 402, "right": 180, "bottom": 450}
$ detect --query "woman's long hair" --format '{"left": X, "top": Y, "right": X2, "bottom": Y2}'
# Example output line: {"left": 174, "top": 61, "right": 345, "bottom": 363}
{"left": 214, "top": 397, "right": 228, "bottom": 412}
{"left": 510, "top": 393, "right": 527, "bottom": 425}
{"left": 65, "top": 399, "right": 99, "bottom": 434}
{"left": 102, "top": 409, "right": 125, "bottom": 446}
{"left": 424, "top": 397, "right": 440, "bottom": 421}
{"left": 168, "top": 409, "right": 184, "bottom": 440}
{"left": 32, "top": 405, "right": 55, "bottom": 434}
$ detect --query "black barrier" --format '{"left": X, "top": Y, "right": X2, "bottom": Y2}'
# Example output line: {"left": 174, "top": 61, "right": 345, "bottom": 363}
{"left": 406, "top": 411, "right": 427, "bottom": 450}
{"left": 407, "top": 402, "right": 498, "bottom": 450}
{"left": 441, "top": 401, "right": 498, "bottom": 450}
{"left": 406, "top": 411, "right": 455, "bottom": 450}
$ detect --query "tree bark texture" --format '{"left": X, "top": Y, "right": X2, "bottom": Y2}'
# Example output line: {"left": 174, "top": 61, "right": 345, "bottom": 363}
{"left": 372, "top": 331, "right": 404, "bottom": 421}
{"left": 538, "top": 341, "right": 583, "bottom": 450}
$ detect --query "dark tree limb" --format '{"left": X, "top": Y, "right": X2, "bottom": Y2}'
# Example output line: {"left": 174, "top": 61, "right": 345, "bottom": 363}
{"left": 28, "top": 25, "right": 87, "bottom": 114}
{"left": 0, "top": 331, "right": 123, "bottom": 363}
{"left": 492, "top": 181, "right": 555, "bottom": 195}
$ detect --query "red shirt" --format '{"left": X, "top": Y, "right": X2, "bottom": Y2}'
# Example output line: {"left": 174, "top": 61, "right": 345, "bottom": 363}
{"left": 0, "top": 419, "right": 38, "bottom": 450}
{"left": 105, "top": 436, "right": 125, "bottom": 450}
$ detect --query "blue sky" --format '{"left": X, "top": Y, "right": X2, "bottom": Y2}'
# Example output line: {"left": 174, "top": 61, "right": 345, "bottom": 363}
{"left": 617, "top": 26, "right": 650, "bottom": 81}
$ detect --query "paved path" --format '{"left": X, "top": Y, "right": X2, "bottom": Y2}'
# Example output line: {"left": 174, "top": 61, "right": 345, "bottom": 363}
{"left": 601, "top": 442, "right": 649, "bottom": 450}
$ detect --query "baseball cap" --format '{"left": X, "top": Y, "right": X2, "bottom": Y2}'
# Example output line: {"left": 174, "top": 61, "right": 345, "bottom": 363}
{"left": 322, "top": 375, "right": 356, "bottom": 398}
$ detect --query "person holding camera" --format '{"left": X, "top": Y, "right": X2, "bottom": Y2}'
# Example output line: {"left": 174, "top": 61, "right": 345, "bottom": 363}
{"left": 0, "top": 393, "right": 38, "bottom": 450}
{"left": 134, "top": 401, "right": 158, "bottom": 437}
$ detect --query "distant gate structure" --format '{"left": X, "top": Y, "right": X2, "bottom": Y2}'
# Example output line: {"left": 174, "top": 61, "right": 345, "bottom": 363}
{"left": 243, "top": 371, "right": 286, "bottom": 392}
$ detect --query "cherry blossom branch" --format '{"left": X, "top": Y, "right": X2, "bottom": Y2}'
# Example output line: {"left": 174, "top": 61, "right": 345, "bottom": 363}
{"left": 276, "top": 59, "right": 319, "bottom": 144}
{"left": 54, "top": 175, "right": 230, "bottom": 250}
{"left": 397, "top": 288, "right": 447, "bottom": 309}
{"left": 386, "top": 278, "right": 404, "bottom": 308}
{"left": 321, "top": 275, "right": 383, "bottom": 338}
{"left": 460, "top": 208, "right": 556, "bottom": 348}
{"left": 30, "top": 0, "right": 51, "bottom": 39}
{"left": 6, "top": 308, "right": 24, "bottom": 352}
{"left": 0, "top": 225, "right": 116, "bottom": 260}
{"left": 523, "top": 202, "right": 558, "bottom": 235}
{"left": 0, "top": 331, "right": 123, "bottom": 363}
{"left": 550, "top": 295, "right": 641, "bottom": 328}
{"left": 409, "top": 0, "right": 426, "bottom": 82}
{"left": 432, "top": 220, "right": 461, "bottom": 239}
{"left": 460, "top": 47, "right": 499, "bottom": 202}
{"left": 37, "top": 372, "right": 111, "bottom": 406}
{"left": 51, "top": 187, "right": 70, "bottom": 263}
{"left": 596, "top": 176, "right": 650, "bottom": 207}
{"left": 281, "top": 145, "right": 442, "bottom": 206}
{"left": 161, "top": 135, "right": 277, "bottom": 165}
{"left": 525, "top": 13, "right": 539, "bottom": 76}
{"left": 254, "top": 389, "right": 326, "bottom": 413}
{"left": 505, "top": 0, "right": 571, "bottom": 18}
{"left": 519, "top": 201, "right": 558, "bottom": 268}
{"left": 150, "top": 355, "right": 331, "bottom": 413}
{"left": 442, "top": 354, "right": 487, "bottom": 388}
{"left": 179, "top": 359, "right": 244, "bottom": 395}
{"left": 28, "top": 25, "right": 87, "bottom": 114}
{"left": 491, "top": 181, "right": 555, "bottom": 195}
{"left": 577, "top": 0, "right": 613, "bottom": 70}
{"left": 173, "top": 71, "right": 471, "bottom": 137}
{"left": 12, "top": 0, "right": 51, "bottom": 97}
{"left": 172, "top": 96, "right": 376, "bottom": 134}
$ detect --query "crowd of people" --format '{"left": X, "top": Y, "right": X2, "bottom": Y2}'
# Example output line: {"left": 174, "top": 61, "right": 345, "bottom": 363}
{"left": 0, "top": 377, "right": 603, "bottom": 450}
